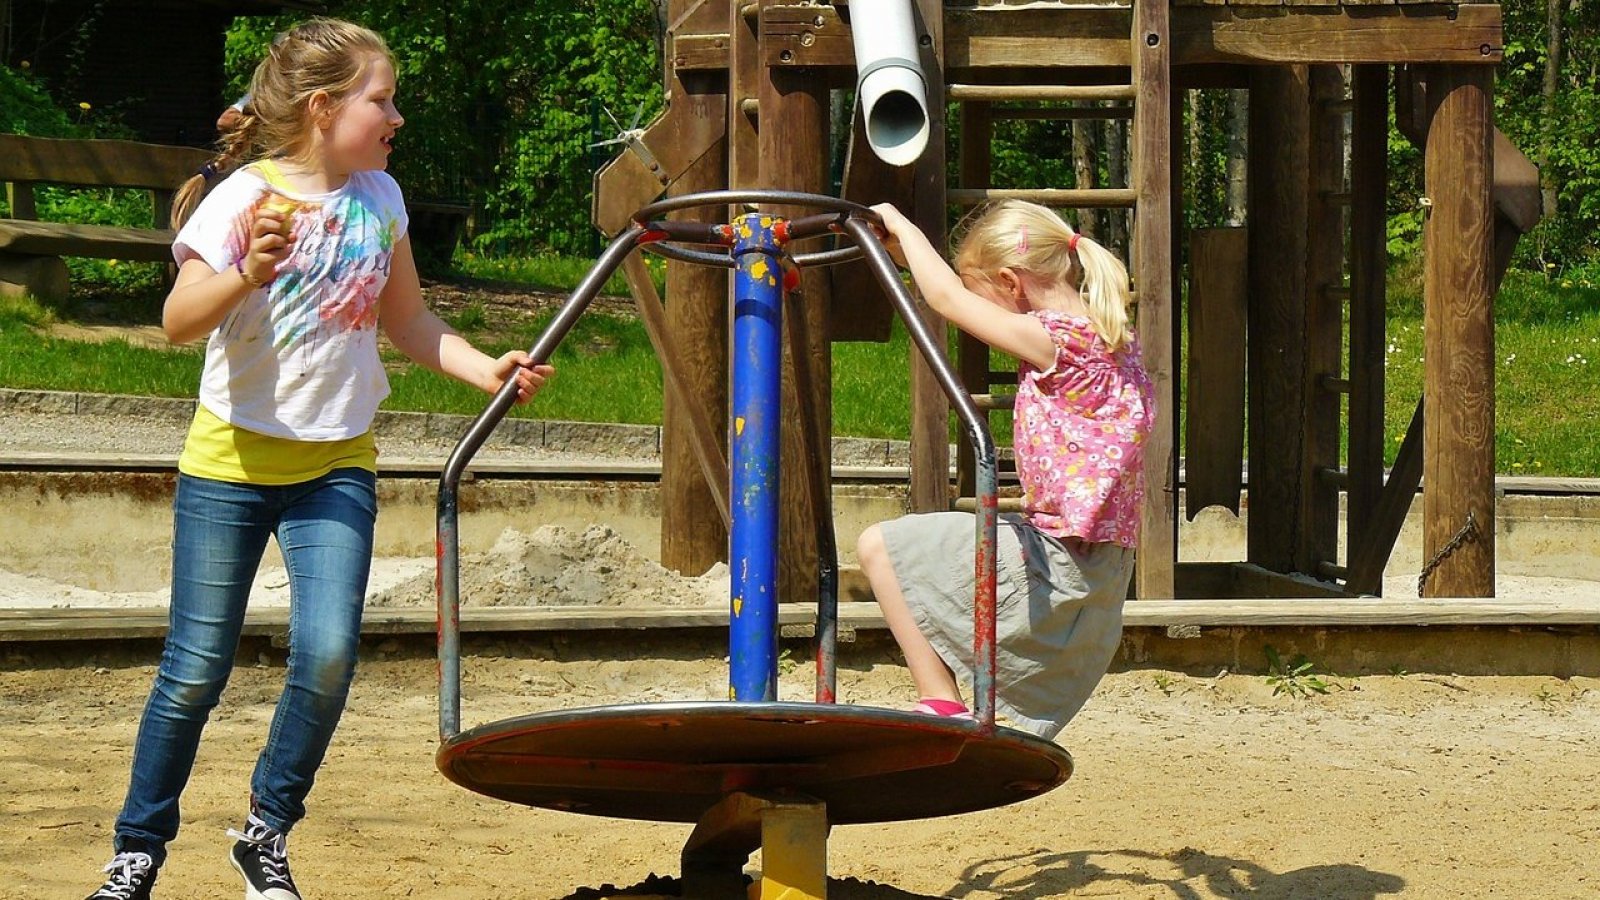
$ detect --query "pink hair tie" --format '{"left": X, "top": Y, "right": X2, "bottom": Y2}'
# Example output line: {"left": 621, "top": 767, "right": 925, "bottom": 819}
{"left": 1068, "top": 232, "right": 1082, "bottom": 253}
{"left": 1016, "top": 225, "right": 1029, "bottom": 254}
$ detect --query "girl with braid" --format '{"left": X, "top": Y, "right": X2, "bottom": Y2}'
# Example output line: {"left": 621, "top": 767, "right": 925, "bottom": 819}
{"left": 85, "top": 19, "right": 551, "bottom": 900}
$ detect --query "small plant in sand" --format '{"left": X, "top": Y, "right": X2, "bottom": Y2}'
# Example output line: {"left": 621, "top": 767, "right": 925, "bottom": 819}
{"left": 1263, "top": 646, "right": 1334, "bottom": 698}
{"left": 1152, "top": 672, "right": 1176, "bottom": 696}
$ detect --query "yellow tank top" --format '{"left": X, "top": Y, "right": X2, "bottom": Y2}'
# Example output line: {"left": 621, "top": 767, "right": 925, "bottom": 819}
{"left": 179, "top": 404, "right": 377, "bottom": 485}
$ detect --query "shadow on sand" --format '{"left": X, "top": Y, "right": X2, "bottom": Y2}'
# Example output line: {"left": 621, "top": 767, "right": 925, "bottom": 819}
{"left": 556, "top": 847, "right": 1404, "bottom": 899}
{"left": 948, "top": 846, "right": 1406, "bottom": 899}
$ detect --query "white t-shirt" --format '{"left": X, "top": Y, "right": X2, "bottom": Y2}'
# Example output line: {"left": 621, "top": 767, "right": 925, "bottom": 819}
{"left": 173, "top": 165, "right": 408, "bottom": 440}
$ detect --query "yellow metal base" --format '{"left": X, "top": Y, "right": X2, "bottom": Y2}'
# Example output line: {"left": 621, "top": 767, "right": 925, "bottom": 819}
{"left": 683, "top": 791, "right": 829, "bottom": 900}
{"left": 755, "top": 801, "right": 828, "bottom": 900}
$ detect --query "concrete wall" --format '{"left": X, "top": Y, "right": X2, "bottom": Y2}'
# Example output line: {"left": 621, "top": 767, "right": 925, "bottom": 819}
{"left": 5, "top": 470, "right": 1600, "bottom": 595}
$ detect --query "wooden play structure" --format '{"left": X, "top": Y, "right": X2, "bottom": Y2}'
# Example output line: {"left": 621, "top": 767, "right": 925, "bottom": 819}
{"left": 594, "top": 0, "right": 1539, "bottom": 604}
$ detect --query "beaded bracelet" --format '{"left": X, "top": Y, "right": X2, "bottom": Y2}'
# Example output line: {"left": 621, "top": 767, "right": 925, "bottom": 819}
{"left": 235, "top": 257, "right": 265, "bottom": 288}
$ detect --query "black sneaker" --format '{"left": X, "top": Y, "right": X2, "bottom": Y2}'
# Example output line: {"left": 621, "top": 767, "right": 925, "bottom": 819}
{"left": 227, "top": 815, "right": 301, "bottom": 900}
{"left": 85, "top": 851, "right": 158, "bottom": 900}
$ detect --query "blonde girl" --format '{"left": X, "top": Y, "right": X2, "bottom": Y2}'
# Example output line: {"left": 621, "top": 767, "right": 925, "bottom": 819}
{"left": 858, "top": 200, "right": 1154, "bottom": 739}
{"left": 86, "top": 19, "right": 550, "bottom": 900}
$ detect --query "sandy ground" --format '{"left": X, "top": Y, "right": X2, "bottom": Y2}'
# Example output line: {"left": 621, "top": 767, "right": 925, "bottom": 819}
{"left": 3, "top": 634, "right": 1598, "bottom": 899}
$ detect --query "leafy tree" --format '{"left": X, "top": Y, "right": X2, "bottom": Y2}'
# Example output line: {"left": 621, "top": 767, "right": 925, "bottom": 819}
{"left": 225, "top": 1, "right": 663, "bottom": 254}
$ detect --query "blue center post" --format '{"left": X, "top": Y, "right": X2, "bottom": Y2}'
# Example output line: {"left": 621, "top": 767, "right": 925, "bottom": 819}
{"left": 728, "top": 212, "right": 785, "bottom": 701}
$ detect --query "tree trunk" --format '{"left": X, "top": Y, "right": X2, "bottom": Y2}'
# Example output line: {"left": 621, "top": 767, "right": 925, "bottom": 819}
{"left": 1226, "top": 88, "right": 1248, "bottom": 227}
{"left": 1538, "top": 0, "right": 1570, "bottom": 221}
{"left": 1106, "top": 115, "right": 1128, "bottom": 251}
{"left": 1073, "top": 113, "right": 1098, "bottom": 239}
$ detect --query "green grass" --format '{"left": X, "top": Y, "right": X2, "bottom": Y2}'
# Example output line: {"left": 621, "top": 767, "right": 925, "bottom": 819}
{"left": 0, "top": 295, "right": 202, "bottom": 396}
{"left": 1382, "top": 264, "right": 1600, "bottom": 476}
{"left": 447, "top": 250, "right": 665, "bottom": 298}
{"left": 7, "top": 257, "right": 1600, "bottom": 476}
{"left": 389, "top": 307, "right": 668, "bottom": 424}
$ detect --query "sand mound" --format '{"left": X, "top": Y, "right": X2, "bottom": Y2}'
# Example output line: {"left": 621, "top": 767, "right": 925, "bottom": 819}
{"left": 373, "top": 524, "right": 728, "bottom": 608}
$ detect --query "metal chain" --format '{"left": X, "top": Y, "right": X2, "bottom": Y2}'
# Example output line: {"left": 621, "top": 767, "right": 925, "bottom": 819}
{"left": 1416, "top": 510, "right": 1481, "bottom": 596}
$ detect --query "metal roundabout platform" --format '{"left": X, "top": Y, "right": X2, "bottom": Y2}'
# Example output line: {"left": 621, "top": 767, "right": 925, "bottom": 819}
{"left": 437, "top": 701, "right": 1072, "bottom": 824}
{"left": 434, "top": 191, "right": 1072, "bottom": 898}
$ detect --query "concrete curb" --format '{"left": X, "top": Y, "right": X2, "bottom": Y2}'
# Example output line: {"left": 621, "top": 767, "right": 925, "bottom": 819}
{"left": 0, "top": 388, "right": 918, "bottom": 467}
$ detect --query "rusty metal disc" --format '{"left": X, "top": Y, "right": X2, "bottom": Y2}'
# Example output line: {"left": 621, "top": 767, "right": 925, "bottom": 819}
{"left": 437, "top": 701, "right": 1073, "bottom": 824}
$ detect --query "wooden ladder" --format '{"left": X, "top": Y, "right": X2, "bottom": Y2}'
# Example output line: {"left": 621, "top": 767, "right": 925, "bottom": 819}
{"left": 947, "top": 0, "right": 1176, "bottom": 598}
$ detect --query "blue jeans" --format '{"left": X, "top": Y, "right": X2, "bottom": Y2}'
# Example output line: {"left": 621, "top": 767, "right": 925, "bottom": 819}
{"left": 114, "top": 468, "right": 376, "bottom": 863}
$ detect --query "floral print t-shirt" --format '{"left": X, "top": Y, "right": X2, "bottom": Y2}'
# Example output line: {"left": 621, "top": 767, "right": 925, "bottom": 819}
{"left": 173, "top": 164, "right": 408, "bottom": 440}
{"left": 1014, "top": 311, "right": 1156, "bottom": 548}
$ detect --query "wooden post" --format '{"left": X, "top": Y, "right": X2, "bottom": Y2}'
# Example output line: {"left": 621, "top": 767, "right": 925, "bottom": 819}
{"left": 1421, "top": 64, "right": 1495, "bottom": 597}
{"left": 908, "top": 0, "right": 950, "bottom": 515}
{"left": 956, "top": 100, "right": 993, "bottom": 500}
{"left": 759, "top": 2, "right": 833, "bottom": 605}
{"left": 660, "top": 2, "right": 731, "bottom": 577}
{"left": 729, "top": 1, "right": 761, "bottom": 195}
{"left": 1346, "top": 64, "right": 1388, "bottom": 590}
{"left": 1245, "top": 65, "right": 1310, "bottom": 576}
{"left": 1133, "top": 0, "right": 1175, "bottom": 598}
{"left": 1301, "top": 64, "right": 1345, "bottom": 575}
{"left": 1183, "top": 227, "right": 1248, "bottom": 520}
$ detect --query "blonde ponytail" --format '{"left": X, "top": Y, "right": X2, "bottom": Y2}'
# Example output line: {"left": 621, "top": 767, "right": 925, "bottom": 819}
{"left": 1072, "top": 233, "right": 1133, "bottom": 351}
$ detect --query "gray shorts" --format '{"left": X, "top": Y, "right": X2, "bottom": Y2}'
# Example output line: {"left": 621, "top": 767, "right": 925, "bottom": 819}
{"left": 878, "top": 511, "right": 1134, "bottom": 739}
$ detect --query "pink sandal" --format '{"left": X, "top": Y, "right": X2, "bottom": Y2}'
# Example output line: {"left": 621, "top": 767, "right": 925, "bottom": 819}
{"left": 911, "top": 698, "right": 974, "bottom": 720}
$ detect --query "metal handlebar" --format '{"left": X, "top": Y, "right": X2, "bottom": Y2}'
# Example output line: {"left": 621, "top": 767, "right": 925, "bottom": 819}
{"left": 438, "top": 190, "right": 999, "bottom": 741}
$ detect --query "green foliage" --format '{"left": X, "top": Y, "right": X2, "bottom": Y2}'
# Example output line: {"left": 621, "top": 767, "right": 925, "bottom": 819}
{"left": 223, "top": 1, "right": 663, "bottom": 255}
{"left": 1494, "top": 0, "right": 1600, "bottom": 271}
{"left": 1263, "top": 646, "right": 1334, "bottom": 698}
{"left": 0, "top": 61, "right": 170, "bottom": 291}
{"left": 0, "top": 64, "right": 77, "bottom": 137}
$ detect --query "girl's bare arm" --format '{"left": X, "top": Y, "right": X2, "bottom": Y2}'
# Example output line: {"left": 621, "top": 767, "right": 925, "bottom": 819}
{"left": 871, "top": 204, "right": 1056, "bottom": 370}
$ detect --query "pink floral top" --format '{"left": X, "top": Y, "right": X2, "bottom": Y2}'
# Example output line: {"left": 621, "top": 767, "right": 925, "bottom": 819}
{"left": 1014, "top": 311, "right": 1156, "bottom": 548}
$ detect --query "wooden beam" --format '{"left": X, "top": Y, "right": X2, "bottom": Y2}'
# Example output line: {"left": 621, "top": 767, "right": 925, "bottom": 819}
{"left": 590, "top": 84, "right": 728, "bottom": 236}
{"left": 1169, "top": 5, "right": 1503, "bottom": 66}
{"left": 1178, "top": 561, "right": 1348, "bottom": 599}
{"left": 728, "top": 0, "right": 761, "bottom": 194}
{"left": 657, "top": 0, "right": 732, "bottom": 578}
{"left": 1346, "top": 64, "right": 1388, "bottom": 588}
{"left": 956, "top": 100, "right": 994, "bottom": 500}
{"left": 1245, "top": 65, "right": 1310, "bottom": 574}
{"left": 1134, "top": 0, "right": 1176, "bottom": 599}
{"left": 1301, "top": 65, "right": 1346, "bottom": 575}
{"left": 758, "top": 1, "right": 834, "bottom": 605}
{"left": 1421, "top": 63, "right": 1495, "bottom": 598}
{"left": 908, "top": 0, "right": 951, "bottom": 515}
{"left": 674, "top": 6, "right": 1507, "bottom": 73}
{"left": 1346, "top": 65, "right": 1530, "bottom": 597}
{"left": 762, "top": 3, "right": 851, "bottom": 77}
{"left": 622, "top": 253, "right": 730, "bottom": 535}
{"left": 0, "top": 135, "right": 211, "bottom": 189}
{"left": 1184, "top": 227, "right": 1248, "bottom": 520}
{"left": 944, "top": 5, "right": 1135, "bottom": 70}
{"left": 6, "top": 597, "right": 1597, "bottom": 644}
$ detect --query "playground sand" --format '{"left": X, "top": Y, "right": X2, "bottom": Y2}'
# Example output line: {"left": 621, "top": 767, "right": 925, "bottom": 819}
{"left": 2, "top": 637, "right": 1596, "bottom": 899}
